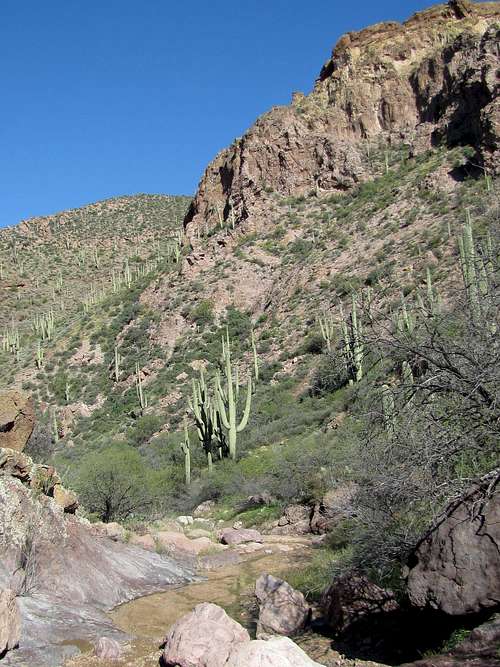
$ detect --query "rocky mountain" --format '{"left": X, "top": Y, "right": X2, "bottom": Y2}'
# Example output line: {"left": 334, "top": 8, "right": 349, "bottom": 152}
{"left": 0, "top": 1, "right": 499, "bottom": 665}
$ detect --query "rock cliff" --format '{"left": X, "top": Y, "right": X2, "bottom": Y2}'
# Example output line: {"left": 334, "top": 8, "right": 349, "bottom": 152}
{"left": 184, "top": 1, "right": 499, "bottom": 239}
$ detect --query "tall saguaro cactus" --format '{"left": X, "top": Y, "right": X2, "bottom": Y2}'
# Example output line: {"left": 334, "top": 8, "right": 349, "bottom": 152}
{"left": 458, "top": 216, "right": 493, "bottom": 323}
{"left": 189, "top": 369, "right": 215, "bottom": 472}
{"left": 318, "top": 313, "right": 335, "bottom": 351}
{"left": 340, "top": 294, "right": 364, "bottom": 384}
{"left": 180, "top": 419, "right": 191, "bottom": 487}
{"left": 135, "top": 362, "right": 148, "bottom": 413}
{"left": 215, "top": 330, "right": 252, "bottom": 460}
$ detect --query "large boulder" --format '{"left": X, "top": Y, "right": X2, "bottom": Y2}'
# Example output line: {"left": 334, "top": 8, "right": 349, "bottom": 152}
{"left": 162, "top": 602, "right": 250, "bottom": 667}
{"left": 0, "top": 391, "right": 35, "bottom": 453}
{"left": 406, "top": 473, "right": 500, "bottom": 615}
{"left": 322, "top": 573, "right": 399, "bottom": 635}
{"left": 93, "top": 636, "right": 123, "bottom": 661}
{"left": 255, "top": 573, "right": 310, "bottom": 638}
{"left": 310, "top": 484, "right": 356, "bottom": 535}
{"left": 0, "top": 589, "right": 21, "bottom": 656}
{"left": 272, "top": 504, "right": 312, "bottom": 536}
{"left": 220, "top": 528, "right": 263, "bottom": 546}
{"left": 225, "top": 636, "right": 325, "bottom": 667}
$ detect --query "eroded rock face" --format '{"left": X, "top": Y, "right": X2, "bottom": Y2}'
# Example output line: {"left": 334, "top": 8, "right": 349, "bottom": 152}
{"left": 162, "top": 602, "right": 250, "bottom": 667}
{"left": 310, "top": 484, "right": 357, "bottom": 535}
{"left": 184, "top": 2, "right": 500, "bottom": 240}
{"left": 255, "top": 573, "right": 310, "bottom": 638}
{"left": 0, "top": 391, "right": 35, "bottom": 452}
{"left": 0, "top": 461, "right": 195, "bottom": 666}
{"left": 0, "top": 589, "right": 21, "bottom": 656}
{"left": 322, "top": 574, "right": 399, "bottom": 635}
{"left": 406, "top": 473, "right": 500, "bottom": 615}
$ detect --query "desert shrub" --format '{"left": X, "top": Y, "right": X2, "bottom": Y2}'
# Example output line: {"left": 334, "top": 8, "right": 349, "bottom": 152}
{"left": 72, "top": 445, "right": 154, "bottom": 522}
{"left": 191, "top": 299, "right": 214, "bottom": 327}
{"left": 309, "top": 352, "right": 349, "bottom": 395}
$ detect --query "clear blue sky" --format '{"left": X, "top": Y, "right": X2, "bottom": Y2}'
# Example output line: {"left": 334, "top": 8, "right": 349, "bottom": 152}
{"left": 1, "top": 0, "right": 433, "bottom": 227}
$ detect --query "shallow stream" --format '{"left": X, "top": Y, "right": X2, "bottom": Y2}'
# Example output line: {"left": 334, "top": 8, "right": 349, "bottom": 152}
{"left": 65, "top": 542, "right": 337, "bottom": 667}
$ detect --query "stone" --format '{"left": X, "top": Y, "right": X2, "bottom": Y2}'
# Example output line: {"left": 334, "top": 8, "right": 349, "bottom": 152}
{"left": 93, "top": 636, "right": 123, "bottom": 661}
{"left": 199, "top": 551, "right": 241, "bottom": 571}
{"left": 220, "top": 528, "right": 263, "bottom": 546}
{"left": 93, "top": 521, "right": 127, "bottom": 542}
{"left": 155, "top": 530, "right": 214, "bottom": 556}
{"left": 0, "top": 589, "right": 21, "bottom": 655}
{"left": 406, "top": 473, "right": 500, "bottom": 615}
{"left": 237, "top": 542, "right": 264, "bottom": 554}
{"left": 310, "top": 484, "right": 357, "bottom": 535}
{"left": 255, "top": 573, "right": 310, "bottom": 638}
{"left": 129, "top": 533, "right": 156, "bottom": 551}
{"left": 53, "top": 484, "right": 79, "bottom": 513}
{"left": 0, "top": 467, "right": 195, "bottom": 667}
{"left": 225, "top": 636, "right": 324, "bottom": 667}
{"left": 322, "top": 573, "right": 399, "bottom": 634}
{"left": 177, "top": 515, "right": 194, "bottom": 526}
{"left": 193, "top": 500, "right": 215, "bottom": 517}
{"left": 0, "top": 390, "right": 35, "bottom": 452}
{"left": 186, "top": 528, "right": 213, "bottom": 540}
{"left": 162, "top": 602, "right": 250, "bottom": 667}
{"left": 0, "top": 447, "right": 32, "bottom": 482}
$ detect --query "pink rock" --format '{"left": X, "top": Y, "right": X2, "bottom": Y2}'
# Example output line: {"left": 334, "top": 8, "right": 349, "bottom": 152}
{"left": 226, "top": 636, "right": 324, "bottom": 666}
{"left": 162, "top": 602, "right": 250, "bottom": 667}
{"left": 220, "top": 528, "right": 263, "bottom": 546}
{"left": 0, "top": 589, "right": 21, "bottom": 655}
{"left": 129, "top": 533, "right": 156, "bottom": 550}
{"left": 155, "top": 531, "right": 213, "bottom": 556}
{"left": 93, "top": 636, "right": 122, "bottom": 661}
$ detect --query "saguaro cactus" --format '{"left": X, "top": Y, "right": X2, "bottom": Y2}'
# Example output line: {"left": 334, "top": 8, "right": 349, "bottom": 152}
{"left": 458, "top": 216, "right": 493, "bottom": 323}
{"left": 114, "top": 345, "right": 121, "bottom": 382}
{"left": 135, "top": 362, "right": 148, "bottom": 413}
{"left": 251, "top": 330, "right": 259, "bottom": 381}
{"left": 318, "top": 313, "right": 335, "bottom": 352}
{"left": 189, "top": 369, "right": 215, "bottom": 472}
{"left": 340, "top": 294, "right": 363, "bottom": 384}
{"left": 180, "top": 419, "right": 191, "bottom": 487}
{"left": 215, "top": 330, "right": 252, "bottom": 460}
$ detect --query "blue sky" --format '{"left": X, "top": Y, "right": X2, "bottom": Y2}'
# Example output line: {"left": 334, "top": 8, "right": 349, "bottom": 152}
{"left": 1, "top": 0, "right": 432, "bottom": 227}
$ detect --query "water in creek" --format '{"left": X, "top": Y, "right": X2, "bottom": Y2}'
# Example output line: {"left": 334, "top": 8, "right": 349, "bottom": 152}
{"left": 65, "top": 544, "right": 337, "bottom": 667}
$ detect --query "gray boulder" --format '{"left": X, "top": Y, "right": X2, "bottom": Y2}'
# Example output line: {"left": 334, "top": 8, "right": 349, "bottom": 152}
{"left": 220, "top": 528, "right": 263, "bottom": 545}
{"left": 406, "top": 472, "right": 500, "bottom": 615}
{"left": 226, "top": 636, "right": 325, "bottom": 666}
{"left": 255, "top": 573, "right": 310, "bottom": 638}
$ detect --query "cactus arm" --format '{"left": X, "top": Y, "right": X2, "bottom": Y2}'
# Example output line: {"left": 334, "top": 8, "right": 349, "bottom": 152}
{"left": 237, "top": 375, "right": 253, "bottom": 432}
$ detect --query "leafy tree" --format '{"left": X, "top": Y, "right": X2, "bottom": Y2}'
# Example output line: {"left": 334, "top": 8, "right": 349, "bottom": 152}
{"left": 74, "top": 445, "right": 152, "bottom": 522}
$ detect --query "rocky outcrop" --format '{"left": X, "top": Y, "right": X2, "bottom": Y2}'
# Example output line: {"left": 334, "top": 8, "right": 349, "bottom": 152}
{"left": 162, "top": 602, "right": 323, "bottom": 667}
{"left": 0, "top": 589, "right": 21, "bottom": 657}
{"left": 406, "top": 471, "right": 500, "bottom": 616}
{"left": 310, "top": 485, "right": 356, "bottom": 535}
{"left": 0, "top": 459, "right": 195, "bottom": 666}
{"left": 255, "top": 573, "right": 310, "bottom": 638}
{"left": 184, "top": 2, "right": 500, "bottom": 239}
{"left": 322, "top": 574, "right": 399, "bottom": 635}
{"left": 0, "top": 391, "right": 35, "bottom": 452}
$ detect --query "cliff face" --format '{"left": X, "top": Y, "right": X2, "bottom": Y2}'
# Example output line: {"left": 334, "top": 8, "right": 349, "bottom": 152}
{"left": 184, "top": 1, "right": 500, "bottom": 238}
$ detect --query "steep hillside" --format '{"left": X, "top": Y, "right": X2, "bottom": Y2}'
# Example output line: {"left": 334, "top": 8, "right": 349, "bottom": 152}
{"left": 0, "top": 0, "right": 497, "bottom": 560}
